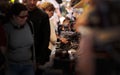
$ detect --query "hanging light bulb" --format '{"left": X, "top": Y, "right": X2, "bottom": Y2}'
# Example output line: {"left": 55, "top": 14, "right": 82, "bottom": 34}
{"left": 10, "top": 0, "right": 15, "bottom": 3}
{"left": 19, "top": 0, "right": 23, "bottom": 3}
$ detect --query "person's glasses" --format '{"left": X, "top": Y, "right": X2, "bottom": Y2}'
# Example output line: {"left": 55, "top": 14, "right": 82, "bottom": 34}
{"left": 18, "top": 15, "right": 28, "bottom": 19}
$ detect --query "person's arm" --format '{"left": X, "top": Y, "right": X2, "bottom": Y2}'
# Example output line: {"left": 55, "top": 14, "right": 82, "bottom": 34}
{"left": 0, "top": 25, "right": 7, "bottom": 70}
{"left": 29, "top": 9, "right": 51, "bottom": 65}
{"left": 37, "top": 12, "right": 51, "bottom": 64}
{"left": 42, "top": 14, "right": 50, "bottom": 50}
{"left": 0, "top": 25, "right": 7, "bottom": 54}
{"left": 49, "top": 21, "right": 57, "bottom": 45}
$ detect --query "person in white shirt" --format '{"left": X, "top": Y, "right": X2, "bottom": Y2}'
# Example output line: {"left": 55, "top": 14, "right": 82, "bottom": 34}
{"left": 39, "top": 2, "right": 57, "bottom": 66}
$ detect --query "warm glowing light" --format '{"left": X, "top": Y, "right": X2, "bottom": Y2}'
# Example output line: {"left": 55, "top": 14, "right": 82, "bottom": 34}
{"left": 10, "top": 0, "right": 15, "bottom": 3}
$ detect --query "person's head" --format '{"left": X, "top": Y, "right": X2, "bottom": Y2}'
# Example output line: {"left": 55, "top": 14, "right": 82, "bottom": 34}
{"left": 9, "top": 3, "right": 28, "bottom": 26}
{"left": 63, "top": 17, "right": 71, "bottom": 27}
{"left": 40, "top": 2, "right": 55, "bottom": 18}
{"left": 26, "top": 0, "right": 38, "bottom": 11}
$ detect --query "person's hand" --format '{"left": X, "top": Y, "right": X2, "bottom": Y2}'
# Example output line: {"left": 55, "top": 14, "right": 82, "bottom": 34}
{"left": 60, "top": 38, "right": 68, "bottom": 44}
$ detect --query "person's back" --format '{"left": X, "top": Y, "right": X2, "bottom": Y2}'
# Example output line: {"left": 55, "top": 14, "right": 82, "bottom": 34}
{"left": 26, "top": 0, "right": 51, "bottom": 66}
{"left": 40, "top": 2, "right": 57, "bottom": 53}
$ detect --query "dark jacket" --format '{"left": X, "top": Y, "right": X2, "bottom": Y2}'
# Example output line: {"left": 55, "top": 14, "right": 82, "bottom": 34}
{"left": 0, "top": 25, "right": 6, "bottom": 67}
{"left": 28, "top": 7, "right": 51, "bottom": 65}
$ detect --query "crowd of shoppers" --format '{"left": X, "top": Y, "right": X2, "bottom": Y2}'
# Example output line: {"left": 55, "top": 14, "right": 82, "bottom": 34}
{"left": 0, "top": 0, "right": 51, "bottom": 75}
{"left": 0, "top": 0, "right": 120, "bottom": 75}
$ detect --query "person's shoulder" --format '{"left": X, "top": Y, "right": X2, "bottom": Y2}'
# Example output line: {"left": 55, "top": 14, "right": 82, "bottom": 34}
{"left": 34, "top": 7, "right": 48, "bottom": 16}
{"left": 29, "top": 8, "right": 49, "bottom": 21}
{"left": 35, "top": 8, "right": 49, "bottom": 20}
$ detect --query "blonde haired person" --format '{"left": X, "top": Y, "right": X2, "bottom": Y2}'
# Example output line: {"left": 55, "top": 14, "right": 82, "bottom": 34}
{"left": 40, "top": 2, "right": 55, "bottom": 18}
{"left": 40, "top": 2, "right": 56, "bottom": 51}
{"left": 39, "top": 2, "right": 57, "bottom": 66}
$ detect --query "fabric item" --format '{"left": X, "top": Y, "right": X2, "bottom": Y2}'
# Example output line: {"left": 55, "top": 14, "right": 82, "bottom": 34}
{"left": 5, "top": 63, "right": 34, "bottom": 75}
{"left": 4, "top": 21, "right": 33, "bottom": 63}
{"left": 0, "top": 25, "right": 6, "bottom": 69}
{"left": 48, "top": 19, "right": 57, "bottom": 51}
{"left": 28, "top": 7, "right": 51, "bottom": 64}
{"left": 0, "top": 25, "right": 7, "bottom": 47}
